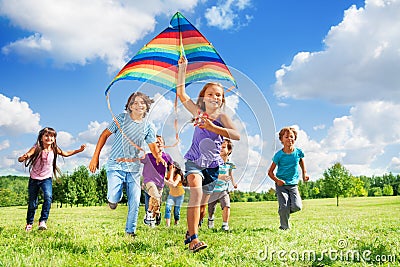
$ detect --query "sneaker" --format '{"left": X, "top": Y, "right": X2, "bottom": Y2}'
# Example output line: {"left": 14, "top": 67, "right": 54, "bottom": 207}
{"left": 108, "top": 201, "right": 118, "bottom": 210}
{"left": 143, "top": 211, "right": 155, "bottom": 227}
{"left": 25, "top": 224, "right": 33, "bottom": 232}
{"left": 221, "top": 224, "right": 229, "bottom": 231}
{"left": 208, "top": 218, "right": 214, "bottom": 229}
{"left": 38, "top": 221, "right": 47, "bottom": 230}
{"left": 155, "top": 212, "right": 161, "bottom": 226}
{"left": 126, "top": 232, "right": 137, "bottom": 239}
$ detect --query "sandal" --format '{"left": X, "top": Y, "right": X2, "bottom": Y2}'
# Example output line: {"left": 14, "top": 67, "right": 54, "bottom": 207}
{"left": 184, "top": 233, "right": 208, "bottom": 253}
{"left": 185, "top": 230, "right": 190, "bottom": 241}
{"left": 190, "top": 240, "right": 208, "bottom": 253}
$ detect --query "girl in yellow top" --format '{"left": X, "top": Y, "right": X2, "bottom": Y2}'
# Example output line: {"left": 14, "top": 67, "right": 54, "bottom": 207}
{"left": 164, "top": 161, "right": 185, "bottom": 226}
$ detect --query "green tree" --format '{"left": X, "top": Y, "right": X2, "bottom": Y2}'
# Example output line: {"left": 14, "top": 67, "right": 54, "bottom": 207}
{"left": 71, "top": 166, "right": 97, "bottom": 206}
{"left": 348, "top": 177, "right": 368, "bottom": 197}
{"left": 94, "top": 168, "right": 108, "bottom": 205}
{"left": 371, "top": 187, "right": 382, "bottom": 196}
{"left": 382, "top": 184, "right": 394, "bottom": 196}
{"left": 322, "top": 163, "right": 352, "bottom": 206}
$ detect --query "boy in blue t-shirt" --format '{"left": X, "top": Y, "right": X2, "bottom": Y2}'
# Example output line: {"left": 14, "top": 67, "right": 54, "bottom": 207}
{"left": 207, "top": 139, "right": 238, "bottom": 231}
{"left": 268, "top": 127, "right": 309, "bottom": 230}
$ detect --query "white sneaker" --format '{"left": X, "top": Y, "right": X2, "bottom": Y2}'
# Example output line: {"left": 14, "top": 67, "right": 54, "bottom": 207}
{"left": 208, "top": 218, "right": 214, "bottom": 229}
{"left": 221, "top": 224, "right": 229, "bottom": 231}
{"left": 38, "top": 221, "right": 47, "bottom": 230}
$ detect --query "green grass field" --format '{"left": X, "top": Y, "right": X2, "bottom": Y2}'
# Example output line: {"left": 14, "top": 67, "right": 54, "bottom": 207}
{"left": 0, "top": 196, "right": 399, "bottom": 266}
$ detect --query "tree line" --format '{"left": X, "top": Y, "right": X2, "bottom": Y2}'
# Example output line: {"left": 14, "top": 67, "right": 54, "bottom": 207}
{"left": 0, "top": 163, "right": 398, "bottom": 207}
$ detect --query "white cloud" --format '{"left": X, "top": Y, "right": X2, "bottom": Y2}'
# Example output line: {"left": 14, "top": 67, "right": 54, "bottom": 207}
{"left": 57, "top": 131, "right": 75, "bottom": 148}
{"left": 0, "top": 94, "right": 41, "bottom": 136}
{"left": 388, "top": 156, "right": 400, "bottom": 173}
{"left": 205, "top": 0, "right": 253, "bottom": 30}
{"left": 0, "top": 0, "right": 199, "bottom": 71}
{"left": 78, "top": 121, "right": 109, "bottom": 144}
{"left": 273, "top": 0, "right": 400, "bottom": 104}
{"left": 0, "top": 140, "right": 10, "bottom": 151}
{"left": 313, "top": 124, "right": 326, "bottom": 131}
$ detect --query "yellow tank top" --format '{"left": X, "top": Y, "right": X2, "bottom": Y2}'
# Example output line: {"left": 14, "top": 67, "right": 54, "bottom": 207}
{"left": 169, "top": 181, "right": 185, "bottom": 197}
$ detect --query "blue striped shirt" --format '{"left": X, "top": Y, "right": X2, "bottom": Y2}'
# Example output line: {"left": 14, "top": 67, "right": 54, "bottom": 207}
{"left": 106, "top": 113, "right": 156, "bottom": 172}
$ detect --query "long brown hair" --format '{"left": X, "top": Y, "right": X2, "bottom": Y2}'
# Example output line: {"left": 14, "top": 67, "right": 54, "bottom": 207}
{"left": 25, "top": 127, "right": 61, "bottom": 178}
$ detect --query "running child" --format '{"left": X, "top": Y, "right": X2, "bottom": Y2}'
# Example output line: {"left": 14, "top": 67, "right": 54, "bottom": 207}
{"left": 18, "top": 127, "right": 86, "bottom": 231}
{"left": 207, "top": 138, "right": 237, "bottom": 231}
{"left": 177, "top": 57, "right": 240, "bottom": 252}
{"left": 267, "top": 127, "right": 309, "bottom": 230}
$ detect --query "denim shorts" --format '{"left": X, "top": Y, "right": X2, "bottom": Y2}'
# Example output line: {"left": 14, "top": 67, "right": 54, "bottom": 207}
{"left": 184, "top": 160, "right": 219, "bottom": 194}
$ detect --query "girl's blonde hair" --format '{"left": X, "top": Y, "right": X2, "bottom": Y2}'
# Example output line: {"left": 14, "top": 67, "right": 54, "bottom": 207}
{"left": 196, "top": 82, "right": 225, "bottom": 111}
{"left": 278, "top": 127, "right": 298, "bottom": 141}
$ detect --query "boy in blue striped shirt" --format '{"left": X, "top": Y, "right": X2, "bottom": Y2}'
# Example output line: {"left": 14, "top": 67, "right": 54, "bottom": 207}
{"left": 89, "top": 92, "right": 166, "bottom": 237}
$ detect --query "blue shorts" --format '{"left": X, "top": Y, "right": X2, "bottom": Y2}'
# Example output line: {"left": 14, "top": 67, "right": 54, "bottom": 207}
{"left": 184, "top": 160, "right": 219, "bottom": 194}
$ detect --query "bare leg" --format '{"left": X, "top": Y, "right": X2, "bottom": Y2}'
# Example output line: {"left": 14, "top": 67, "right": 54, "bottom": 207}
{"left": 199, "top": 194, "right": 211, "bottom": 226}
{"left": 187, "top": 173, "right": 202, "bottom": 249}
{"left": 222, "top": 206, "right": 230, "bottom": 223}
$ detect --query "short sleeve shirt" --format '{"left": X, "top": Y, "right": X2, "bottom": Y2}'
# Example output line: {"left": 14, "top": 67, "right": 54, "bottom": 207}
{"left": 141, "top": 152, "right": 173, "bottom": 188}
{"left": 272, "top": 147, "right": 304, "bottom": 185}
{"left": 213, "top": 161, "right": 236, "bottom": 192}
{"left": 106, "top": 113, "right": 156, "bottom": 172}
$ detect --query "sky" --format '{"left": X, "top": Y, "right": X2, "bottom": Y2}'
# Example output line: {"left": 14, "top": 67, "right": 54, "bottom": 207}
{"left": 1, "top": 0, "right": 400, "bottom": 192}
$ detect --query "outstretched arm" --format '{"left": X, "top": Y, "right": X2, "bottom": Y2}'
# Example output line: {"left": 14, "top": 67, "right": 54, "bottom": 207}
{"left": 176, "top": 57, "right": 198, "bottom": 116}
{"left": 89, "top": 129, "right": 112, "bottom": 173}
{"left": 59, "top": 144, "right": 86, "bottom": 157}
{"left": 18, "top": 147, "right": 35, "bottom": 162}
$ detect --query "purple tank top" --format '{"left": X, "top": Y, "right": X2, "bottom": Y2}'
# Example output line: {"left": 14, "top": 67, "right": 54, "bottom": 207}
{"left": 184, "top": 119, "right": 224, "bottom": 168}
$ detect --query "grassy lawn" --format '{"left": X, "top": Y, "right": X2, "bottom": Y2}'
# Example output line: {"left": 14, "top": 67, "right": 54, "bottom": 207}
{"left": 0, "top": 196, "right": 399, "bottom": 266}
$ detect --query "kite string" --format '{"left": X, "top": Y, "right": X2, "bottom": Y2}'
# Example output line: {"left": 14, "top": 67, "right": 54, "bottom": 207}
{"left": 106, "top": 92, "right": 145, "bottom": 162}
{"left": 163, "top": 92, "right": 180, "bottom": 148}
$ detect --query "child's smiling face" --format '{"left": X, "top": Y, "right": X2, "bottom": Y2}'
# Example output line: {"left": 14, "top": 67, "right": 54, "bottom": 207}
{"left": 203, "top": 85, "right": 224, "bottom": 109}
{"left": 41, "top": 132, "right": 55, "bottom": 146}
{"left": 129, "top": 96, "right": 147, "bottom": 117}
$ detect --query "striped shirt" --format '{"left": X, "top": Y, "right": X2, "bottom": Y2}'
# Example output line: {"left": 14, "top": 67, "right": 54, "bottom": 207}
{"left": 106, "top": 113, "right": 156, "bottom": 172}
{"left": 213, "top": 161, "right": 236, "bottom": 192}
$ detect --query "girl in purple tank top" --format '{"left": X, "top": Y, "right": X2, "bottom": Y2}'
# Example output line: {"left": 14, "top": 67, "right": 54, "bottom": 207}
{"left": 177, "top": 57, "right": 240, "bottom": 252}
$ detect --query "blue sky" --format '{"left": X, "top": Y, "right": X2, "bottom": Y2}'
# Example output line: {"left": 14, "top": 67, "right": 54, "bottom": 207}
{"left": 1, "top": 0, "right": 400, "bottom": 191}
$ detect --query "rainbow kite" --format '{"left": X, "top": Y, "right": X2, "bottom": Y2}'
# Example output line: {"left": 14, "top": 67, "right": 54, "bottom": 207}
{"left": 105, "top": 11, "right": 237, "bottom": 94}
